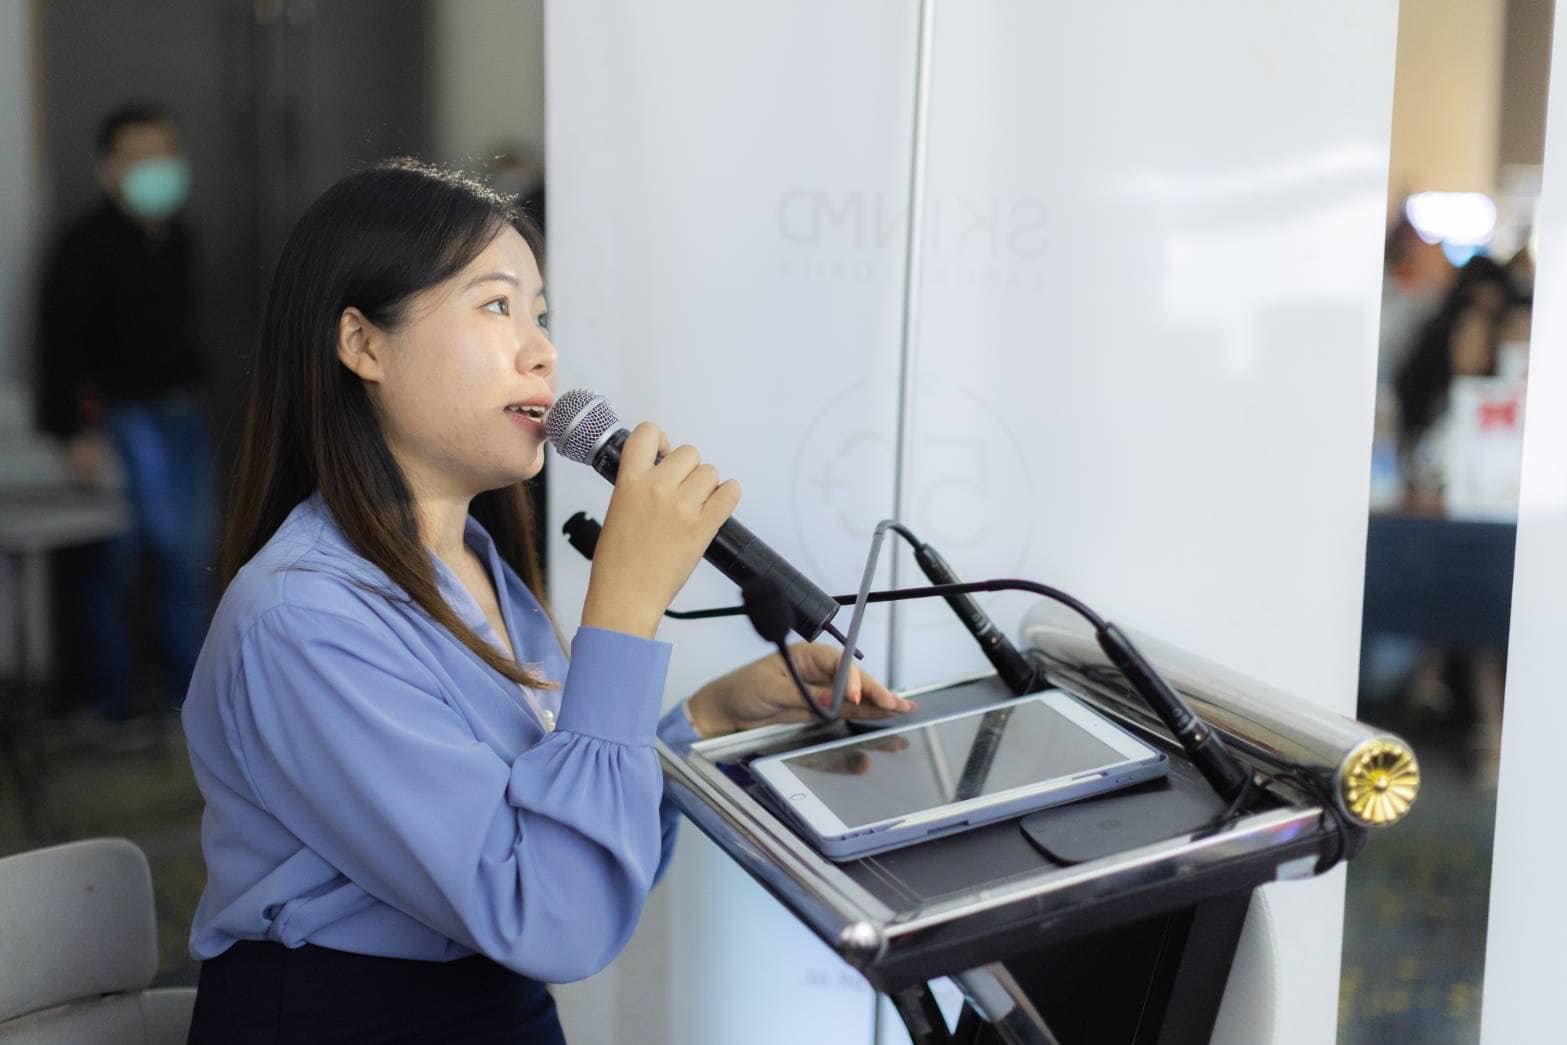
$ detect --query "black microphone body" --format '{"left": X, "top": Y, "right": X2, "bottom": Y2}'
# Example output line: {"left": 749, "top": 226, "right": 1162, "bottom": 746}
{"left": 911, "top": 541, "right": 1042, "bottom": 695}
{"left": 587, "top": 428, "right": 842, "bottom": 642}
{"left": 1095, "top": 623, "right": 1252, "bottom": 802}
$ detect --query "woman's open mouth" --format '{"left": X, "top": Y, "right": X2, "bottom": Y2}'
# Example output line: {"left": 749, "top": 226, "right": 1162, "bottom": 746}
{"left": 505, "top": 403, "right": 549, "bottom": 434}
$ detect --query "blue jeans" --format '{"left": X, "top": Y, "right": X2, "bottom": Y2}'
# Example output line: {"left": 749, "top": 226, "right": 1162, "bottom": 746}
{"left": 78, "top": 394, "right": 215, "bottom": 720}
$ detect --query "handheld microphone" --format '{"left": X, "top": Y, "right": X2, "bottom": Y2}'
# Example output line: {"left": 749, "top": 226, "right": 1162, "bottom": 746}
{"left": 545, "top": 389, "right": 845, "bottom": 644}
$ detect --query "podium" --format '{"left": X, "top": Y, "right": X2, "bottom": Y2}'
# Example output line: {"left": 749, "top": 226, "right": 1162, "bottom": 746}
{"left": 659, "top": 603, "right": 1419, "bottom": 1044}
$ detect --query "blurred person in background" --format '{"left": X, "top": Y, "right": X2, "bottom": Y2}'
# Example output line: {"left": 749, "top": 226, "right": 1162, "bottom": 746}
{"left": 1378, "top": 213, "right": 1454, "bottom": 386}
{"left": 1369, "top": 212, "right": 1454, "bottom": 513}
{"left": 34, "top": 101, "right": 214, "bottom": 746}
{"left": 1390, "top": 253, "right": 1527, "bottom": 786}
{"left": 1394, "top": 253, "right": 1513, "bottom": 494}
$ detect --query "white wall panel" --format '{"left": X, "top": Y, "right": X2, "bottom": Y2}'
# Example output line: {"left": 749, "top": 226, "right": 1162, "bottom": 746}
{"left": 1480, "top": 1, "right": 1567, "bottom": 1039}
{"left": 430, "top": 0, "right": 546, "bottom": 166}
{"left": 548, "top": 3, "right": 1397, "bottom": 1043}
{"left": 891, "top": 6, "right": 1397, "bottom": 1044}
{"left": 546, "top": 3, "right": 917, "bottom": 1042}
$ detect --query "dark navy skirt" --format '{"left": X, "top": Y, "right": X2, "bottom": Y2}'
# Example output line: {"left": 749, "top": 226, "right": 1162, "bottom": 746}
{"left": 187, "top": 940, "right": 566, "bottom": 1044}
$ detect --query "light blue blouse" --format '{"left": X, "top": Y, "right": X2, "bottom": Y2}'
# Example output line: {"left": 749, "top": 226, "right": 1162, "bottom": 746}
{"left": 182, "top": 492, "right": 700, "bottom": 984}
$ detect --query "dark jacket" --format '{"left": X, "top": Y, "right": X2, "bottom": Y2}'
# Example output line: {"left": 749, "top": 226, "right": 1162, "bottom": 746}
{"left": 35, "top": 198, "right": 204, "bottom": 438}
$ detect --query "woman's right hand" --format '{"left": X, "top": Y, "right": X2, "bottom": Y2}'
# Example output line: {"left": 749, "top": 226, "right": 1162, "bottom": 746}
{"left": 580, "top": 422, "right": 742, "bottom": 639}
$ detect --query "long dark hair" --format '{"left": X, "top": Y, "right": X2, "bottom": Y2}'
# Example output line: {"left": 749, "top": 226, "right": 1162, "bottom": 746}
{"left": 1395, "top": 254, "right": 1510, "bottom": 447}
{"left": 223, "top": 158, "right": 552, "bottom": 688}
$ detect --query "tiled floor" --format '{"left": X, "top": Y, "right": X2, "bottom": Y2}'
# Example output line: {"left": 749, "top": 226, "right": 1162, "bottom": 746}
{"left": 0, "top": 708, "right": 205, "bottom": 988}
{"left": 1338, "top": 711, "right": 1496, "bottom": 1043}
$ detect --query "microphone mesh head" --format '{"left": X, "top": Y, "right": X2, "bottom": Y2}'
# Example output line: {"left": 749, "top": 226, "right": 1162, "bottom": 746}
{"left": 545, "top": 388, "right": 621, "bottom": 464}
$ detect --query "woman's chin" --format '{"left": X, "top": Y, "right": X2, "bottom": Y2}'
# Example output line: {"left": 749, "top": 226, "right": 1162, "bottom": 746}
{"left": 518, "top": 448, "right": 546, "bottom": 482}
{"left": 490, "top": 455, "right": 545, "bottom": 489}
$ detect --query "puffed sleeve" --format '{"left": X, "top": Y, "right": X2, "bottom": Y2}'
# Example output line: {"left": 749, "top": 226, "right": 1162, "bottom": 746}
{"left": 227, "top": 606, "right": 670, "bottom": 983}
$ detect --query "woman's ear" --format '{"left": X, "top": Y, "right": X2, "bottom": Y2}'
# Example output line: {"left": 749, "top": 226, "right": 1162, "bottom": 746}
{"left": 337, "top": 307, "right": 386, "bottom": 383}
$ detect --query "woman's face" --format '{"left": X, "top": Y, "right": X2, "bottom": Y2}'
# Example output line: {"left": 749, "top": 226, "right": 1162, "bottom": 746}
{"left": 346, "top": 226, "right": 556, "bottom": 500}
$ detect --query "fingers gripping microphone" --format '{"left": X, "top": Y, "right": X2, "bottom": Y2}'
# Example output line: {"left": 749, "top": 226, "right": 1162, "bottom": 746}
{"left": 545, "top": 389, "right": 843, "bottom": 643}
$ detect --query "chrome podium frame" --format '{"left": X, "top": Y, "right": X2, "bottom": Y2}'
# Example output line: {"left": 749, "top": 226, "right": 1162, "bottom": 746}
{"left": 1019, "top": 602, "right": 1419, "bottom": 831}
{"left": 661, "top": 604, "right": 1418, "bottom": 1041}
{"left": 659, "top": 671, "right": 1341, "bottom": 993}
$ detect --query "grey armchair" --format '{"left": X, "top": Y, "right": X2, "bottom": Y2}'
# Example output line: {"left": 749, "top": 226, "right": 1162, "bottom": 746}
{"left": 0, "top": 838, "right": 195, "bottom": 1044}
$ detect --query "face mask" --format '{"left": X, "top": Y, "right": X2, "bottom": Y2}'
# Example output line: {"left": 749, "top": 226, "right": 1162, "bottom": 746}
{"left": 120, "top": 157, "right": 190, "bottom": 220}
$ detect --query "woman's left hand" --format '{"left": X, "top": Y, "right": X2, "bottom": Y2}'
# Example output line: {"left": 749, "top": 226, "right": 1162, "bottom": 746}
{"left": 685, "top": 643, "right": 915, "bottom": 738}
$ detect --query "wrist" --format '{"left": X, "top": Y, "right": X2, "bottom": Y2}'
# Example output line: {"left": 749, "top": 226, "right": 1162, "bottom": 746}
{"left": 581, "top": 591, "right": 661, "bottom": 640}
{"left": 685, "top": 685, "right": 731, "bottom": 739}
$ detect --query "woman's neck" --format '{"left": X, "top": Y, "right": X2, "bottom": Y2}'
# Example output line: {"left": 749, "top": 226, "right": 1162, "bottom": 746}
{"left": 388, "top": 445, "right": 479, "bottom": 567}
{"left": 411, "top": 489, "right": 475, "bottom": 567}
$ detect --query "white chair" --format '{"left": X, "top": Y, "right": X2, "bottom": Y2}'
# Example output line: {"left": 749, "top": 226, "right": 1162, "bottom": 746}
{"left": 1211, "top": 888, "right": 1280, "bottom": 1044}
{"left": 0, "top": 838, "right": 195, "bottom": 1044}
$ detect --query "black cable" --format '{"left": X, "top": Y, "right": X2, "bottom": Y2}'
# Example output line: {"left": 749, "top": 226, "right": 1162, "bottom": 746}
{"left": 742, "top": 578, "right": 831, "bottom": 722}
{"left": 1183, "top": 764, "right": 1350, "bottom": 873}
{"left": 777, "top": 640, "right": 827, "bottom": 723}
{"left": 881, "top": 523, "right": 1043, "bottom": 695}
{"left": 667, "top": 579, "right": 1107, "bottom": 631}
{"left": 567, "top": 512, "right": 1075, "bottom": 629}
{"left": 1187, "top": 776, "right": 1258, "bottom": 843}
{"left": 566, "top": 509, "right": 1249, "bottom": 804}
{"left": 562, "top": 511, "right": 862, "bottom": 659}
{"left": 1272, "top": 766, "right": 1353, "bottom": 872}
{"left": 669, "top": 574, "right": 1252, "bottom": 802}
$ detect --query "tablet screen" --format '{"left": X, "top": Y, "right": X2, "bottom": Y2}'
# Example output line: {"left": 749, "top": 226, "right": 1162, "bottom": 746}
{"left": 779, "top": 699, "right": 1129, "bottom": 828}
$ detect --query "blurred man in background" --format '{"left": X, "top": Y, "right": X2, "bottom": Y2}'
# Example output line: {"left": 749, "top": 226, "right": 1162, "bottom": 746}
{"left": 34, "top": 101, "right": 213, "bottom": 747}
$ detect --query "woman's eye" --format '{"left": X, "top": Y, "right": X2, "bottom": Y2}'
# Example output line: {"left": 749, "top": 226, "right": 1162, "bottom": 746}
{"left": 484, "top": 298, "right": 510, "bottom": 316}
{"left": 536, "top": 310, "right": 551, "bottom": 331}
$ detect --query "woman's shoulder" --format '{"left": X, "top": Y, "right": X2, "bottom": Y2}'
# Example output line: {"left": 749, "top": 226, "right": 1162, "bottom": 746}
{"left": 215, "top": 495, "right": 399, "bottom": 643}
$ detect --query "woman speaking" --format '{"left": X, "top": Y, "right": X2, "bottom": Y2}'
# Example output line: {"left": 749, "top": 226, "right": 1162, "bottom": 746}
{"left": 181, "top": 159, "right": 909, "bottom": 1042}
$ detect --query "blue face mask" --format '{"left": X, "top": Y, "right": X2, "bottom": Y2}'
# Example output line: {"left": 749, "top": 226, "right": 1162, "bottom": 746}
{"left": 119, "top": 157, "right": 190, "bottom": 220}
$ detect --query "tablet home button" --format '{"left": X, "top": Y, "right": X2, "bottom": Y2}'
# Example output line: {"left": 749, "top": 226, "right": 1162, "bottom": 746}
{"left": 789, "top": 793, "right": 806, "bottom": 801}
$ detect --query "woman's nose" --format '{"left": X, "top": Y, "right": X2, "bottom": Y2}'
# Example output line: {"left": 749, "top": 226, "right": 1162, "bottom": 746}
{"left": 518, "top": 329, "right": 557, "bottom": 377}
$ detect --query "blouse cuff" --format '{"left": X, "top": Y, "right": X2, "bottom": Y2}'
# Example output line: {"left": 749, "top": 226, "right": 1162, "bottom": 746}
{"left": 555, "top": 626, "right": 672, "bottom": 745}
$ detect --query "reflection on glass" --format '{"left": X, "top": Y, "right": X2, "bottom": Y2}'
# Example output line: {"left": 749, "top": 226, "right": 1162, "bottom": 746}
{"left": 783, "top": 702, "right": 1123, "bottom": 828}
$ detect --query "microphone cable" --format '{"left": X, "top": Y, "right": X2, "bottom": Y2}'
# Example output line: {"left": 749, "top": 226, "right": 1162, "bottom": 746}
{"left": 564, "top": 510, "right": 1253, "bottom": 807}
{"left": 882, "top": 522, "right": 1042, "bottom": 695}
{"left": 564, "top": 513, "right": 1359, "bottom": 866}
{"left": 562, "top": 512, "right": 828, "bottom": 721}
{"left": 741, "top": 578, "right": 831, "bottom": 723}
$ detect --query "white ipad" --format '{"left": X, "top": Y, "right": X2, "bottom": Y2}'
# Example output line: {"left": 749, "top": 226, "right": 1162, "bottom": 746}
{"left": 750, "top": 691, "right": 1169, "bottom": 861}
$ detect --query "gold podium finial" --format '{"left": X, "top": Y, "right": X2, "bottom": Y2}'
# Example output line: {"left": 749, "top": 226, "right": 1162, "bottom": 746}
{"left": 1341, "top": 739, "right": 1420, "bottom": 826}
